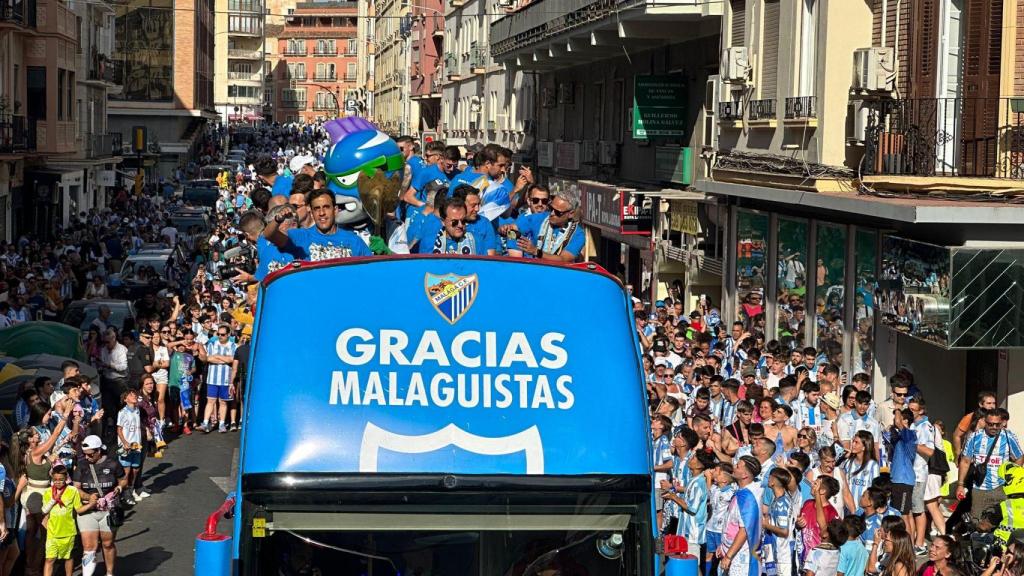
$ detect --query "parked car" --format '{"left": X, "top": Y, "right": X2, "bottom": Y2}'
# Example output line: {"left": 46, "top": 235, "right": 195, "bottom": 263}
{"left": 61, "top": 299, "right": 136, "bottom": 333}
{"left": 107, "top": 250, "right": 185, "bottom": 299}
{"left": 168, "top": 210, "right": 212, "bottom": 236}
{"left": 182, "top": 179, "right": 220, "bottom": 208}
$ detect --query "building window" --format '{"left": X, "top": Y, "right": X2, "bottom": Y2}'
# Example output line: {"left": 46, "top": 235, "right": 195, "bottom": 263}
{"left": 777, "top": 217, "right": 809, "bottom": 348}
{"left": 730, "top": 0, "right": 746, "bottom": 47}
{"left": 227, "top": 85, "right": 261, "bottom": 98}
{"left": 761, "top": 0, "right": 780, "bottom": 100}
{"left": 736, "top": 210, "right": 769, "bottom": 341}
{"left": 58, "top": 70, "right": 66, "bottom": 120}
{"left": 813, "top": 223, "right": 847, "bottom": 367}
{"left": 797, "top": 0, "right": 818, "bottom": 97}
{"left": 229, "top": 14, "right": 262, "bottom": 35}
{"left": 853, "top": 229, "right": 877, "bottom": 382}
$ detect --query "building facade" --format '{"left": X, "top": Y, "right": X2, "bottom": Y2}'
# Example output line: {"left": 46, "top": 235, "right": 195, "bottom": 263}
{"left": 108, "top": 0, "right": 217, "bottom": 179}
{"left": 370, "top": 0, "right": 412, "bottom": 134}
{"left": 408, "top": 0, "right": 443, "bottom": 136}
{"left": 272, "top": 1, "right": 360, "bottom": 123}
{"left": 214, "top": 0, "right": 267, "bottom": 124}
{"left": 442, "top": 0, "right": 534, "bottom": 151}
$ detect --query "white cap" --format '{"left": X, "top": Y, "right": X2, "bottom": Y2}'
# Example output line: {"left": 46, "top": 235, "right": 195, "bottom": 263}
{"left": 289, "top": 155, "right": 317, "bottom": 174}
{"left": 654, "top": 357, "right": 671, "bottom": 369}
{"left": 82, "top": 435, "right": 104, "bottom": 451}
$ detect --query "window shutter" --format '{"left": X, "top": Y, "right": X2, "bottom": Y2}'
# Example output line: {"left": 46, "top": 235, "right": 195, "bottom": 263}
{"left": 910, "top": 0, "right": 939, "bottom": 99}
{"left": 761, "top": 0, "right": 780, "bottom": 100}
{"left": 731, "top": 0, "right": 746, "bottom": 47}
{"left": 961, "top": 0, "right": 1002, "bottom": 176}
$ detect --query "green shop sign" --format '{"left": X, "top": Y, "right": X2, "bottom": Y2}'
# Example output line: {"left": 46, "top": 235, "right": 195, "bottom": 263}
{"left": 632, "top": 74, "right": 686, "bottom": 139}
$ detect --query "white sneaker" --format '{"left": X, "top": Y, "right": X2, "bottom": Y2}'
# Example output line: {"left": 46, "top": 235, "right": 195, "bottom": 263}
{"left": 134, "top": 490, "right": 151, "bottom": 499}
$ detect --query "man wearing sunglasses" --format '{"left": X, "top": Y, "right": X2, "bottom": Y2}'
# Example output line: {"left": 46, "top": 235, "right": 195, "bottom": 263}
{"left": 416, "top": 197, "right": 486, "bottom": 255}
{"left": 263, "top": 188, "right": 371, "bottom": 261}
{"left": 500, "top": 193, "right": 583, "bottom": 262}
{"left": 197, "top": 324, "right": 237, "bottom": 433}
{"left": 522, "top": 184, "right": 550, "bottom": 215}
{"left": 877, "top": 379, "right": 909, "bottom": 429}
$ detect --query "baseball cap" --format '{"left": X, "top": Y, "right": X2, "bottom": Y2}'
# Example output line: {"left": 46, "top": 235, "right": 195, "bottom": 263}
{"left": 82, "top": 435, "right": 104, "bottom": 451}
{"left": 288, "top": 155, "right": 317, "bottom": 173}
{"left": 655, "top": 300, "right": 666, "bottom": 309}
{"left": 741, "top": 367, "right": 757, "bottom": 378}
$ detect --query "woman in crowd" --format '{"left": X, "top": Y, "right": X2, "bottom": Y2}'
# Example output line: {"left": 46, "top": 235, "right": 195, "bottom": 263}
{"left": 842, "top": 430, "right": 879, "bottom": 515}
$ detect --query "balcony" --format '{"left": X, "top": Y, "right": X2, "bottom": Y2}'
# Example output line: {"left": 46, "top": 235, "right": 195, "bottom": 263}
{"left": 784, "top": 96, "right": 817, "bottom": 126}
{"left": 470, "top": 45, "right": 487, "bottom": 73}
{"left": 313, "top": 102, "right": 338, "bottom": 111}
{"left": 228, "top": 71, "right": 263, "bottom": 81}
{"left": 0, "top": 115, "right": 34, "bottom": 153}
{"left": 343, "top": 73, "right": 357, "bottom": 82}
{"left": 283, "top": 48, "right": 307, "bottom": 56}
{"left": 490, "top": 0, "right": 720, "bottom": 68}
{"left": 313, "top": 49, "right": 337, "bottom": 57}
{"left": 862, "top": 97, "right": 1024, "bottom": 180}
{"left": 286, "top": 72, "right": 307, "bottom": 81}
{"left": 229, "top": 48, "right": 263, "bottom": 59}
{"left": 431, "top": 76, "right": 442, "bottom": 95}
{"left": 228, "top": 25, "right": 263, "bottom": 37}
{"left": 281, "top": 100, "right": 307, "bottom": 110}
{"left": 86, "top": 132, "right": 122, "bottom": 159}
{"left": 1, "top": 0, "right": 36, "bottom": 28}
{"left": 718, "top": 100, "right": 744, "bottom": 124}
{"left": 747, "top": 99, "right": 777, "bottom": 126}
{"left": 313, "top": 74, "right": 337, "bottom": 82}
{"left": 444, "top": 53, "right": 461, "bottom": 81}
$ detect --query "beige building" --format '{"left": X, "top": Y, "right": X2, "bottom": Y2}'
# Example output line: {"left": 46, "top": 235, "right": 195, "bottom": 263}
{"left": 369, "top": 0, "right": 413, "bottom": 135}
{"left": 214, "top": 0, "right": 267, "bottom": 123}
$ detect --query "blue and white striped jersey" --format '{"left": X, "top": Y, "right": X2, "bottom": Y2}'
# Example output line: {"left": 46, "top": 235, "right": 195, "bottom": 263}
{"left": 963, "top": 429, "right": 1024, "bottom": 491}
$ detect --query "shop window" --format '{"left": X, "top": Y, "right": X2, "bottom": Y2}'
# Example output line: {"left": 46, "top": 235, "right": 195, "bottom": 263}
{"left": 735, "top": 211, "right": 768, "bottom": 341}
{"left": 813, "top": 223, "right": 847, "bottom": 368}
{"left": 853, "top": 229, "right": 877, "bottom": 381}
{"left": 776, "top": 218, "right": 808, "bottom": 348}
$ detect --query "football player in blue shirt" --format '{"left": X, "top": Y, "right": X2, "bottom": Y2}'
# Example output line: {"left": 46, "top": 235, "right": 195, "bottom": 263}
{"left": 401, "top": 141, "right": 452, "bottom": 220}
{"left": 447, "top": 144, "right": 513, "bottom": 209}
{"left": 415, "top": 197, "right": 488, "bottom": 255}
{"left": 255, "top": 156, "right": 292, "bottom": 198}
{"left": 263, "top": 187, "right": 372, "bottom": 260}
{"left": 500, "top": 194, "right": 584, "bottom": 262}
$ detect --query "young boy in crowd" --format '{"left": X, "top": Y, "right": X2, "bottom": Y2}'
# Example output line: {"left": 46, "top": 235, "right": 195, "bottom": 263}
{"left": 837, "top": 515, "right": 868, "bottom": 576}
{"left": 674, "top": 449, "right": 714, "bottom": 567}
{"left": 803, "top": 519, "right": 847, "bottom": 576}
{"left": 705, "top": 462, "right": 735, "bottom": 576}
{"left": 763, "top": 468, "right": 796, "bottom": 576}
{"left": 42, "top": 465, "right": 97, "bottom": 576}
{"left": 116, "top": 389, "right": 143, "bottom": 505}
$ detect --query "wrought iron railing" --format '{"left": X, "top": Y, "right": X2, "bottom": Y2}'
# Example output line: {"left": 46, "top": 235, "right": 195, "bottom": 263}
{"left": 313, "top": 74, "right": 336, "bottom": 81}
{"left": 718, "top": 100, "right": 743, "bottom": 122}
{"left": 281, "top": 100, "right": 306, "bottom": 110}
{"left": 0, "top": 0, "right": 35, "bottom": 27}
{"left": 87, "top": 132, "right": 121, "bottom": 158}
{"left": 748, "top": 99, "right": 777, "bottom": 121}
{"left": 862, "top": 97, "right": 1024, "bottom": 179}
{"left": 785, "top": 96, "right": 817, "bottom": 119}
{"left": 0, "top": 115, "right": 34, "bottom": 153}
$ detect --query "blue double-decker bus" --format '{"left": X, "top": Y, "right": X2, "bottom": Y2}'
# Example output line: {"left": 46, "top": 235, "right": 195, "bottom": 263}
{"left": 214, "top": 256, "right": 654, "bottom": 575}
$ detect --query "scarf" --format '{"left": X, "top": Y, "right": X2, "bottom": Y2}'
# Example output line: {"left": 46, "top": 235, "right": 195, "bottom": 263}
{"left": 536, "top": 217, "right": 578, "bottom": 255}
{"left": 51, "top": 484, "right": 67, "bottom": 508}
{"left": 432, "top": 228, "right": 476, "bottom": 255}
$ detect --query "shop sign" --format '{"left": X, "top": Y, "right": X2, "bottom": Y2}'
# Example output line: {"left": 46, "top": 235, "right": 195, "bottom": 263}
{"left": 632, "top": 74, "right": 687, "bottom": 139}
{"left": 555, "top": 142, "right": 580, "bottom": 171}
{"left": 537, "top": 142, "right": 554, "bottom": 167}
{"left": 619, "top": 191, "right": 652, "bottom": 235}
{"left": 581, "top": 181, "right": 621, "bottom": 233}
{"left": 670, "top": 200, "right": 701, "bottom": 236}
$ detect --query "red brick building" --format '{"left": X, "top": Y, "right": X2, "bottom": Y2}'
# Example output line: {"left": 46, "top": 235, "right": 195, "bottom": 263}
{"left": 408, "top": 0, "right": 443, "bottom": 134}
{"left": 272, "top": 1, "right": 359, "bottom": 123}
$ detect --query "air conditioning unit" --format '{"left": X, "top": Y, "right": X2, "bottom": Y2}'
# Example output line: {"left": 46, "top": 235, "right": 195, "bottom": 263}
{"left": 721, "top": 47, "right": 750, "bottom": 84}
{"left": 598, "top": 141, "right": 618, "bottom": 165}
{"left": 852, "top": 47, "right": 895, "bottom": 92}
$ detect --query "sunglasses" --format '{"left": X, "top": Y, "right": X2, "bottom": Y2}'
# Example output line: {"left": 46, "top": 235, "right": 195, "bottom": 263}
{"left": 218, "top": 332, "right": 229, "bottom": 336}
{"left": 893, "top": 392, "right": 907, "bottom": 397}
{"left": 550, "top": 207, "right": 572, "bottom": 217}
{"left": 797, "top": 434, "right": 809, "bottom": 439}
{"left": 447, "top": 219, "right": 466, "bottom": 226}
{"left": 529, "top": 197, "right": 550, "bottom": 205}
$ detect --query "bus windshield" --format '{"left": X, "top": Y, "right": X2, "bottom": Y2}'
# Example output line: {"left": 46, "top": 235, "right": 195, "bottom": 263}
{"left": 235, "top": 257, "right": 652, "bottom": 575}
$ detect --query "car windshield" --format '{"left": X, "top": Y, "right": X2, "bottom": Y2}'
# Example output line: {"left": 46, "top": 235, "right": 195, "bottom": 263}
{"left": 74, "top": 305, "right": 131, "bottom": 332}
{"left": 120, "top": 259, "right": 168, "bottom": 281}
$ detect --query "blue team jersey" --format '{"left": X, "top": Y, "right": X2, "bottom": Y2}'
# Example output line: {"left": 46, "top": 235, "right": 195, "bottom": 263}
{"left": 678, "top": 474, "right": 708, "bottom": 544}
{"left": 843, "top": 458, "right": 880, "bottom": 511}
{"left": 271, "top": 172, "right": 293, "bottom": 197}
{"left": 407, "top": 155, "right": 425, "bottom": 177}
{"left": 512, "top": 212, "right": 585, "bottom": 258}
{"left": 410, "top": 164, "right": 451, "bottom": 201}
{"left": 256, "top": 235, "right": 304, "bottom": 281}
{"left": 448, "top": 169, "right": 491, "bottom": 195}
{"left": 285, "top": 226, "right": 372, "bottom": 261}
{"left": 964, "top": 430, "right": 1024, "bottom": 490}
{"left": 414, "top": 224, "right": 488, "bottom": 256}
{"left": 859, "top": 506, "right": 901, "bottom": 544}
{"left": 467, "top": 218, "right": 497, "bottom": 253}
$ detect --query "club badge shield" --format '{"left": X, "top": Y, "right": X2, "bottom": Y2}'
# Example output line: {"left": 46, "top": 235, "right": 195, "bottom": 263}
{"left": 424, "top": 272, "right": 478, "bottom": 324}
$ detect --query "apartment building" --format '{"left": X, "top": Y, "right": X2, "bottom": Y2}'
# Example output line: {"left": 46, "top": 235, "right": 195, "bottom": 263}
{"left": 691, "top": 0, "right": 1024, "bottom": 436}
{"left": 48, "top": 0, "right": 123, "bottom": 219}
{"left": 489, "top": 0, "right": 721, "bottom": 289}
{"left": 214, "top": 0, "right": 267, "bottom": 123}
{"left": 108, "top": 0, "right": 217, "bottom": 179}
{"left": 408, "top": 0, "right": 443, "bottom": 135}
{"left": 370, "top": 0, "right": 412, "bottom": 134}
{"left": 442, "top": 0, "right": 533, "bottom": 150}
{"left": 272, "top": 1, "right": 360, "bottom": 123}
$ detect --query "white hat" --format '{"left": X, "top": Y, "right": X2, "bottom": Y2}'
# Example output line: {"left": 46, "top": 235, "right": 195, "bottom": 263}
{"left": 81, "top": 435, "right": 104, "bottom": 451}
{"left": 289, "top": 155, "right": 317, "bottom": 173}
{"left": 654, "top": 357, "right": 670, "bottom": 369}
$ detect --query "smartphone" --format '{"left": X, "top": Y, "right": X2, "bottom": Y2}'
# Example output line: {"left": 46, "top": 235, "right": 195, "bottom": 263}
{"left": 507, "top": 230, "right": 519, "bottom": 241}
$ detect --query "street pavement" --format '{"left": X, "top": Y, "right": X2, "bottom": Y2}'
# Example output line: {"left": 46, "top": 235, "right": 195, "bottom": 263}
{"left": 114, "top": 430, "right": 239, "bottom": 575}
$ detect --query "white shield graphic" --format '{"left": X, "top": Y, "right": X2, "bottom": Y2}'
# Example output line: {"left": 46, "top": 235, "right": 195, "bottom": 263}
{"left": 359, "top": 422, "right": 544, "bottom": 474}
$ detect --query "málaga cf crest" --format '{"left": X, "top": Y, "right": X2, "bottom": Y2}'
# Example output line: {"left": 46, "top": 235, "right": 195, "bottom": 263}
{"left": 424, "top": 273, "right": 478, "bottom": 324}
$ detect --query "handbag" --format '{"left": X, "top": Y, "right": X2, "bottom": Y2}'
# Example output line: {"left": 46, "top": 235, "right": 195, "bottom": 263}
{"left": 966, "top": 431, "right": 1001, "bottom": 488}
{"left": 927, "top": 425, "right": 950, "bottom": 476}
{"left": 88, "top": 463, "right": 124, "bottom": 529}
